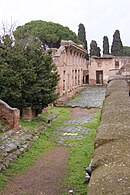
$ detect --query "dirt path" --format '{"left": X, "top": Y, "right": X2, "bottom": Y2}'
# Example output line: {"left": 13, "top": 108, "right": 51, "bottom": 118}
{"left": 0, "top": 86, "right": 105, "bottom": 195}
{"left": 0, "top": 146, "right": 70, "bottom": 195}
{"left": 0, "top": 108, "right": 99, "bottom": 195}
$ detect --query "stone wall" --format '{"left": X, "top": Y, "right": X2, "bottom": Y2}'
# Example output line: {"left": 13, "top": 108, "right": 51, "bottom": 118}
{"left": 88, "top": 75, "right": 130, "bottom": 195}
{"left": 0, "top": 100, "right": 20, "bottom": 131}
{"left": 52, "top": 40, "right": 88, "bottom": 96}
{"left": 0, "top": 124, "right": 45, "bottom": 171}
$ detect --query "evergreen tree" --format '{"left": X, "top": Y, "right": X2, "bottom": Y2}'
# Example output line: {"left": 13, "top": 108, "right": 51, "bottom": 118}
{"left": 111, "top": 30, "right": 123, "bottom": 56}
{"left": 78, "top": 23, "right": 88, "bottom": 50}
{"left": 90, "top": 40, "right": 101, "bottom": 57}
{"left": 97, "top": 47, "right": 101, "bottom": 57}
{"left": 103, "top": 36, "right": 109, "bottom": 55}
{"left": 14, "top": 20, "right": 82, "bottom": 49}
{"left": 123, "top": 46, "right": 130, "bottom": 56}
{"left": 0, "top": 34, "right": 59, "bottom": 115}
{"left": 0, "top": 35, "right": 23, "bottom": 108}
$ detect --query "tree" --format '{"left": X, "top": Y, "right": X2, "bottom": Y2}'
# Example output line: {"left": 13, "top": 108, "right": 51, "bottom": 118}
{"left": 111, "top": 30, "right": 123, "bottom": 56}
{"left": 14, "top": 20, "right": 82, "bottom": 49}
{"left": 90, "top": 40, "right": 101, "bottom": 57}
{"left": 0, "top": 34, "right": 59, "bottom": 115}
{"left": 123, "top": 46, "right": 130, "bottom": 56}
{"left": 78, "top": 23, "right": 88, "bottom": 50}
{"left": 103, "top": 36, "right": 109, "bottom": 55}
{"left": 0, "top": 36, "right": 23, "bottom": 109}
{"left": 22, "top": 40, "right": 59, "bottom": 114}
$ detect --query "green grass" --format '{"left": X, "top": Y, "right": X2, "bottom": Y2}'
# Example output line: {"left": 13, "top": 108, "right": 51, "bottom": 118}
{"left": 0, "top": 106, "right": 100, "bottom": 194}
{"left": 0, "top": 106, "right": 71, "bottom": 190}
{"left": 63, "top": 112, "right": 101, "bottom": 195}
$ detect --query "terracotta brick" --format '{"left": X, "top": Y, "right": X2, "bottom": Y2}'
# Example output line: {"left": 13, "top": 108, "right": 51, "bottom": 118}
{"left": 0, "top": 100, "right": 20, "bottom": 130}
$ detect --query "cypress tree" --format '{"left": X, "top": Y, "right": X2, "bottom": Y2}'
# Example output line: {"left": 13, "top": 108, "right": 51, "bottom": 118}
{"left": 78, "top": 23, "right": 88, "bottom": 50}
{"left": 90, "top": 40, "right": 101, "bottom": 57}
{"left": 103, "top": 36, "right": 109, "bottom": 55}
{"left": 111, "top": 30, "right": 123, "bottom": 56}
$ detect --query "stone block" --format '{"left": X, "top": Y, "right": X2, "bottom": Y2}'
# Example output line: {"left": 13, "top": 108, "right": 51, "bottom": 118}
{"left": 88, "top": 165, "right": 130, "bottom": 195}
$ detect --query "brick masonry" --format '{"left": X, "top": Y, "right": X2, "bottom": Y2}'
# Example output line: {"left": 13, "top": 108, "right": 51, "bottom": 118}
{"left": 0, "top": 100, "right": 20, "bottom": 131}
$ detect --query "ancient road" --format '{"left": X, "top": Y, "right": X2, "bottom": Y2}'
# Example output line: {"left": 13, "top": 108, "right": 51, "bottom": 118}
{"left": 0, "top": 86, "right": 106, "bottom": 195}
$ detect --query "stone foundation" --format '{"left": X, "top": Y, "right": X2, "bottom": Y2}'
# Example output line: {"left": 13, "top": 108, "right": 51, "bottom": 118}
{"left": 0, "top": 124, "right": 45, "bottom": 171}
{"left": 0, "top": 100, "right": 20, "bottom": 131}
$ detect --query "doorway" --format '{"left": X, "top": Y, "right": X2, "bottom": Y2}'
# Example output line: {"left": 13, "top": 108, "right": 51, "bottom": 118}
{"left": 96, "top": 70, "right": 103, "bottom": 84}
{"left": 83, "top": 75, "right": 89, "bottom": 84}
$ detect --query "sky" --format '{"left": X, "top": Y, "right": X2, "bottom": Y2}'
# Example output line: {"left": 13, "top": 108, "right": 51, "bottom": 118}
{"left": 0, "top": 0, "right": 130, "bottom": 51}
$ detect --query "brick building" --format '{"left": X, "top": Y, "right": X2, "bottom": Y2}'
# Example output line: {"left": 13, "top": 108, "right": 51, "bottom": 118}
{"left": 89, "top": 55, "right": 130, "bottom": 85}
{"left": 52, "top": 40, "right": 88, "bottom": 96}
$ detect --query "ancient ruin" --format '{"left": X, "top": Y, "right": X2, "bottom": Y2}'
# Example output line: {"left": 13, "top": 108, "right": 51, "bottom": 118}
{"left": 0, "top": 100, "right": 20, "bottom": 130}
{"left": 52, "top": 40, "right": 130, "bottom": 92}
{"left": 52, "top": 40, "right": 88, "bottom": 96}
{"left": 88, "top": 75, "right": 130, "bottom": 195}
{"left": 89, "top": 55, "right": 130, "bottom": 85}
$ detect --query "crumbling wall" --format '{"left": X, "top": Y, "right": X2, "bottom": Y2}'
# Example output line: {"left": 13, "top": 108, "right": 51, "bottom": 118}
{"left": 0, "top": 100, "right": 20, "bottom": 131}
{"left": 88, "top": 75, "right": 130, "bottom": 195}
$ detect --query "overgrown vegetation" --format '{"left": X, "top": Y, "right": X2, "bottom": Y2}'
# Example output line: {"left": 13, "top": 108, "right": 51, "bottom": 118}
{"left": 63, "top": 112, "right": 100, "bottom": 195}
{"left": 0, "top": 106, "right": 70, "bottom": 190}
{"left": 0, "top": 107, "right": 100, "bottom": 194}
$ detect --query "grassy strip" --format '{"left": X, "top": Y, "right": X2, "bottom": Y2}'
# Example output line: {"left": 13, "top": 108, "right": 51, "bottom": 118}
{"left": 63, "top": 112, "right": 101, "bottom": 195}
{"left": 0, "top": 106, "right": 71, "bottom": 190}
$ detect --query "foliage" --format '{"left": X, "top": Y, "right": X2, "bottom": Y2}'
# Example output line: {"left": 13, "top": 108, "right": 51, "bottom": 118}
{"left": 111, "top": 30, "right": 123, "bottom": 56}
{"left": 14, "top": 20, "right": 82, "bottom": 49}
{"left": 123, "top": 46, "right": 130, "bottom": 56}
{"left": 78, "top": 23, "right": 88, "bottom": 50}
{"left": 0, "top": 34, "right": 59, "bottom": 113}
{"left": 78, "top": 23, "right": 89, "bottom": 60}
{"left": 103, "top": 36, "right": 109, "bottom": 55}
{"left": 90, "top": 40, "right": 101, "bottom": 57}
{"left": 0, "top": 105, "right": 100, "bottom": 194}
{"left": 63, "top": 112, "right": 101, "bottom": 195}
{"left": 0, "top": 106, "right": 71, "bottom": 190}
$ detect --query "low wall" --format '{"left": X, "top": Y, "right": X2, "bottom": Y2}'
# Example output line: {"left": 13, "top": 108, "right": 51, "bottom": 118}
{"left": 0, "top": 100, "right": 20, "bottom": 131}
{"left": 54, "top": 86, "right": 84, "bottom": 106}
{"left": 0, "top": 124, "right": 45, "bottom": 171}
{"left": 88, "top": 75, "right": 130, "bottom": 195}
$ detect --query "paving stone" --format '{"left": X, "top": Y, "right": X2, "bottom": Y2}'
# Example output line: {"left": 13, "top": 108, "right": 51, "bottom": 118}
{"left": 65, "top": 86, "right": 106, "bottom": 108}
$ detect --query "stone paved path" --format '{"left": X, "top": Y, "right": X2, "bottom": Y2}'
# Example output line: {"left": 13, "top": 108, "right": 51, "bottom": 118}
{"left": 0, "top": 86, "right": 106, "bottom": 195}
{"left": 65, "top": 85, "right": 106, "bottom": 108}
{"left": 51, "top": 107, "right": 99, "bottom": 146}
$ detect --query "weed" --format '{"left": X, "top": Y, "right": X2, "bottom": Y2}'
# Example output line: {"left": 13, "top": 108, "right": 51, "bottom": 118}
{"left": 63, "top": 112, "right": 101, "bottom": 195}
{"left": 0, "top": 106, "right": 71, "bottom": 190}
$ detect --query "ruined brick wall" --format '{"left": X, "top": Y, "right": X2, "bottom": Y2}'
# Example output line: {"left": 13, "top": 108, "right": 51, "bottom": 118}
{"left": 88, "top": 75, "right": 130, "bottom": 195}
{"left": 0, "top": 100, "right": 20, "bottom": 130}
{"left": 52, "top": 40, "right": 88, "bottom": 96}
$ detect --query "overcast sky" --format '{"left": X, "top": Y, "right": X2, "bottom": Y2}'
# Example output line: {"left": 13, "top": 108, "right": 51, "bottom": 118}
{"left": 1, "top": 0, "right": 130, "bottom": 50}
